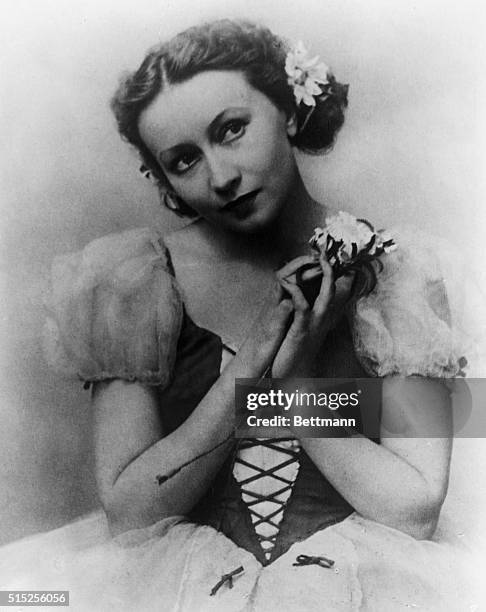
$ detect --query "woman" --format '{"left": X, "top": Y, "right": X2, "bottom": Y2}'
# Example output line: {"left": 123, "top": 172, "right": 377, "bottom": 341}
{"left": 3, "top": 18, "right": 476, "bottom": 611}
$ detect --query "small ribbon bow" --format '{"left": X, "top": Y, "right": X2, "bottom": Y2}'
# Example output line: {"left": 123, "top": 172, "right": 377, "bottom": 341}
{"left": 293, "top": 554, "right": 335, "bottom": 568}
{"left": 210, "top": 566, "right": 244, "bottom": 596}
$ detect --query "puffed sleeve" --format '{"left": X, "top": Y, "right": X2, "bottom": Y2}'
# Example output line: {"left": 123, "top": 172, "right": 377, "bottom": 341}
{"left": 351, "top": 226, "right": 486, "bottom": 378}
{"left": 42, "top": 227, "right": 183, "bottom": 387}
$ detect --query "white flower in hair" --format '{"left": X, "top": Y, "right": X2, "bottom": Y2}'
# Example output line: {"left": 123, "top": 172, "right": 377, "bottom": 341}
{"left": 285, "top": 41, "right": 330, "bottom": 107}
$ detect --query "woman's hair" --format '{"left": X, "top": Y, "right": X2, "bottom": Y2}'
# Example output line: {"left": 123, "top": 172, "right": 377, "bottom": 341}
{"left": 111, "top": 19, "right": 348, "bottom": 214}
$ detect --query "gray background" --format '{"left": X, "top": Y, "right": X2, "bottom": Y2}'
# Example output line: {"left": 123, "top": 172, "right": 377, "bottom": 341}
{"left": 1, "top": 0, "right": 485, "bottom": 547}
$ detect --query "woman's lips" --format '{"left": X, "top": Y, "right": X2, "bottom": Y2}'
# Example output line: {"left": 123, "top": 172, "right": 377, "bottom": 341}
{"left": 221, "top": 189, "right": 261, "bottom": 215}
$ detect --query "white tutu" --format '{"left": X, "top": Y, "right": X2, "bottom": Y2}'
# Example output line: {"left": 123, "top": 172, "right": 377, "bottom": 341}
{"left": 13, "top": 221, "right": 482, "bottom": 611}
{"left": 0, "top": 509, "right": 479, "bottom": 611}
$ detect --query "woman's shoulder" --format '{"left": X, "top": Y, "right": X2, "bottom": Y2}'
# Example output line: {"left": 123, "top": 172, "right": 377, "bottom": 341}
{"left": 163, "top": 217, "right": 239, "bottom": 260}
{"left": 64, "top": 226, "right": 170, "bottom": 271}
{"left": 375, "top": 223, "right": 448, "bottom": 275}
{"left": 350, "top": 221, "right": 479, "bottom": 378}
{"left": 43, "top": 226, "right": 184, "bottom": 388}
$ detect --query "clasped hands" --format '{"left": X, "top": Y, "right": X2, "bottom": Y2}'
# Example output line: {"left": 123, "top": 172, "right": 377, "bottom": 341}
{"left": 243, "top": 253, "right": 356, "bottom": 379}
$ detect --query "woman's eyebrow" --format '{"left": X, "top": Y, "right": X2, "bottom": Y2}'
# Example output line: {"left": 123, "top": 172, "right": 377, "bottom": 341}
{"left": 158, "top": 143, "right": 193, "bottom": 164}
{"left": 157, "top": 115, "right": 228, "bottom": 162}
{"left": 207, "top": 110, "right": 227, "bottom": 136}
{"left": 207, "top": 107, "right": 247, "bottom": 138}
{"left": 158, "top": 107, "right": 248, "bottom": 161}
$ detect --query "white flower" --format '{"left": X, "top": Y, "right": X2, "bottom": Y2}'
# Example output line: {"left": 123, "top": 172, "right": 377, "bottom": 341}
{"left": 310, "top": 212, "right": 397, "bottom": 268}
{"left": 376, "top": 229, "right": 398, "bottom": 253}
{"left": 285, "top": 41, "right": 330, "bottom": 107}
{"left": 326, "top": 212, "right": 374, "bottom": 259}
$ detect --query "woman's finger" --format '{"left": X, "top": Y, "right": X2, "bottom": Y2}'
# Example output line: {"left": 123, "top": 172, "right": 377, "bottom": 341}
{"left": 272, "top": 278, "right": 285, "bottom": 301}
{"left": 276, "top": 255, "right": 318, "bottom": 282}
{"left": 313, "top": 257, "right": 335, "bottom": 318}
{"left": 280, "top": 277, "right": 309, "bottom": 312}
{"left": 298, "top": 265, "right": 323, "bottom": 283}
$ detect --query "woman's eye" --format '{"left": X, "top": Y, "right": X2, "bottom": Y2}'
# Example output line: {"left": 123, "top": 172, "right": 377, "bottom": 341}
{"left": 171, "top": 153, "right": 199, "bottom": 174}
{"left": 220, "top": 120, "right": 246, "bottom": 143}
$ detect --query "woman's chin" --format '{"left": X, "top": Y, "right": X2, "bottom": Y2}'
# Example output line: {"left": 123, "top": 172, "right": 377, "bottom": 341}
{"left": 229, "top": 202, "right": 284, "bottom": 235}
{"left": 201, "top": 195, "right": 284, "bottom": 235}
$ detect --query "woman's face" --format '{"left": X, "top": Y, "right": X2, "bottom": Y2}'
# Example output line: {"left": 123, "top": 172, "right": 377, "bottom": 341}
{"left": 138, "top": 70, "right": 298, "bottom": 233}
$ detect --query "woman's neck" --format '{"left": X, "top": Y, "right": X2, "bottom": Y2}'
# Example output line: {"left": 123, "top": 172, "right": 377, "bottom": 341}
{"left": 189, "top": 171, "right": 328, "bottom": 267}
{"left": 266, "top": 171, "right": 327, "bottom": 262}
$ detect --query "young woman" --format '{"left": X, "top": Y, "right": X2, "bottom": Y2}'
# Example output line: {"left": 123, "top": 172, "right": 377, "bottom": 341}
{"left": 3, "top": 18, "right": 477, "bottom": 611}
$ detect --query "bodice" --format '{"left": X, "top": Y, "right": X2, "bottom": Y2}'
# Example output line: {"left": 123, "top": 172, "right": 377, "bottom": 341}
{"left": 42, "top": 221, "right": 478, "bottom": 564}
{"left": 156, "top": 311, "right": 372, "bottom": 565}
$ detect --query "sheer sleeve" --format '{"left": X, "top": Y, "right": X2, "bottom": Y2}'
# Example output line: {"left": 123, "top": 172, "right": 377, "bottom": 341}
{"left": 42, "top": 227, "right": 183, "bottom": 387}
{"left": 351, "top": 226, "right": 485, "bottom": 378}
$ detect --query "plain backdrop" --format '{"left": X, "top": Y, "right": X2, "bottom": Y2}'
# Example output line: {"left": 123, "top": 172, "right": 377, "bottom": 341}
{"left": 1, "top": 0, "right": 485, "bottom": 547}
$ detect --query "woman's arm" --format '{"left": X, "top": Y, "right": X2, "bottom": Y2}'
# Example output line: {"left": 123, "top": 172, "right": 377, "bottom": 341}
{"left": 299, "top": 377, "right": 452, "bottom": 539}
{"left": 93, "top": 283, "right": 294, "bottom": 535}
{"left": 272, "top": 255, "right": 452, "bottom": 539}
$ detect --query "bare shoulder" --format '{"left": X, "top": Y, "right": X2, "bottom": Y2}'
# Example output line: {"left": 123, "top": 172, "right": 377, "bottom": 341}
{"left": 163, "top": 218, "right": 217, "bottom": 257}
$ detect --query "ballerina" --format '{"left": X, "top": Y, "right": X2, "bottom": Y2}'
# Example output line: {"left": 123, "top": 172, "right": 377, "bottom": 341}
{"left": 3, "top": 18, "right": 479, "bottom": 612}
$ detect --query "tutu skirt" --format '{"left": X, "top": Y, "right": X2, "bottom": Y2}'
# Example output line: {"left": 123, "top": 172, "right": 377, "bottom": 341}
{"left": 0, "top": 510, "right": 478, "bottom": 611}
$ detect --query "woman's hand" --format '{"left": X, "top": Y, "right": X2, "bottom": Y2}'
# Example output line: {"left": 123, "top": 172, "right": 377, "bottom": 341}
{"left": 235, "top": 278, "right": 295, "bottom": 378}
{"left": 271, "top": 253, "right": 354, "bottom": 378}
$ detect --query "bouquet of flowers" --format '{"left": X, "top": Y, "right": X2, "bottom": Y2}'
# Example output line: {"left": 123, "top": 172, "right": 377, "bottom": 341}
{"left": 308, "top": 211, "right": 397, "bottom": 298}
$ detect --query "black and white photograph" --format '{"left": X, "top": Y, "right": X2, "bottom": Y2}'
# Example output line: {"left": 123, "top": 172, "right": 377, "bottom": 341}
{"left": 1, "top": 0, "right": 485, "bottom": 610}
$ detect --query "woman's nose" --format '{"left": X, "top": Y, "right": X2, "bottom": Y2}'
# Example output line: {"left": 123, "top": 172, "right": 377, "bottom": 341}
{"left": 207, "top": 153, "right": 241, "bottom": 195}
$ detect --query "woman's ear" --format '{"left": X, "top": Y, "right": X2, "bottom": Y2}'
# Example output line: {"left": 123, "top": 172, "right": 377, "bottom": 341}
{"left": 286, "top": 114, "right": 298, "bottom": 138}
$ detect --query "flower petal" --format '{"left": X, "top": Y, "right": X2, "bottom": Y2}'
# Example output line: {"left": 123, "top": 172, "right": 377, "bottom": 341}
{"left": 302, "top": 92, "right": 317, "bottom": 106}
{"left": 293, "top": 86, "right": 305, "bottom": 105}
{"left": 304, "top": 78, "right": 322, "bottom": 96}
{"left": 294, "top": 41, "right": 308, "bottom": 60}
{"left": 312, "top": 62, "right": 330, "bottom": 83}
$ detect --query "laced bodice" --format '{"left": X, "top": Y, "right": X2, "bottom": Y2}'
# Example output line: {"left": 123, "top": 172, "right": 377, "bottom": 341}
{"left": 233, "top": 438, "right": 302, "bottom": 561}
{"left": 42, "top": 222, "right": 480, "bottom": 565}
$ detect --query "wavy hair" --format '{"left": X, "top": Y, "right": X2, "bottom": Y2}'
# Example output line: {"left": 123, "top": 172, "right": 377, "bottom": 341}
{"left": 111, "top": 19, "right": 348, "bottom": 214}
